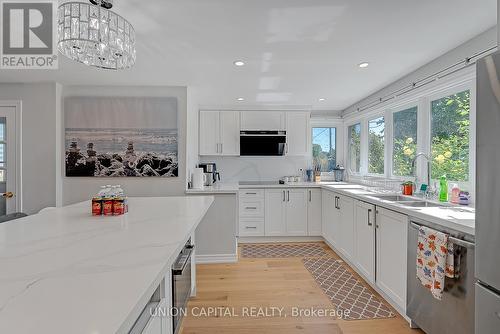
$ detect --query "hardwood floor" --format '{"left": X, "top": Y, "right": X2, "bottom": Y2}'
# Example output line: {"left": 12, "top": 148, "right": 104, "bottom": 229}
{"left": 181, "top": 242, "right": 423, "bottom": 334}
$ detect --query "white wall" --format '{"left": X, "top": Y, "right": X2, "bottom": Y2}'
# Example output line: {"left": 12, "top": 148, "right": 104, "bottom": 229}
{"left": 200, "top": 156, "right": 310, "bottom": 182}
{"left": 343, "top": 27, "right": 497, "bottom": 116}
{"left": 0, "top": 83, "right": 58, "bottom": 214}
{"left": 61, "top": 85, "right": 187, "bottom": 205}
{"left": 186, "top": 87, "right": 199, "bottom": 185}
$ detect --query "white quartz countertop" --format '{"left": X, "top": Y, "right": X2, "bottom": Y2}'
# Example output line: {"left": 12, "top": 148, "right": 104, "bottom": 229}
{"left": 185, "top": 182, "right": 239, "bottom": 194}
{"left": 0, "top": 196, "right": 214, "bottom": 334}
{"left": 320, "top": 186, "right": 475, "bottom": 236}
{"left": 185, "top": 181, "right": 475, "bottom": 235}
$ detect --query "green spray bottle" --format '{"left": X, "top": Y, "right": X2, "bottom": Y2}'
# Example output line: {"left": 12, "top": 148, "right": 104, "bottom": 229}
{"left": 439, "top": 175, "right": 448, "bottom": 202}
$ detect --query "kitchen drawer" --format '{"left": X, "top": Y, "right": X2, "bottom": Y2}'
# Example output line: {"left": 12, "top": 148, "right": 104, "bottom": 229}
{"left": 239, "top": 199, "right": 265, "bottom": 217}
{"left": 239, "top": 189, "right": 265, "bottom": 199}
{"left": 239, "top": 218, "right": 264, "bottom": 236}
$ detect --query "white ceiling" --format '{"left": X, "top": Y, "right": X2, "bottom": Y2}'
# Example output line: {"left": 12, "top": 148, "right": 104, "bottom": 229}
{"left": 0, "top": 0, "right": 496, "bottom": 110}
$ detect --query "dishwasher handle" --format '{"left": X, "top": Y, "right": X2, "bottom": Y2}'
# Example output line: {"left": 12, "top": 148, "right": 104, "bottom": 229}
{"left": 172, "top": 245, "right": 194, "bottom": 275}
{"left": 410, "top": 222, "right": 475, "bottom": 249}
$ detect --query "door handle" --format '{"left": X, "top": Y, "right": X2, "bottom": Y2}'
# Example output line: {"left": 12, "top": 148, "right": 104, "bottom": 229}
{"left": 287, "top": 190, "right": 290, "bottom": 202}
{"left": 283, "top": 190, "right": 285, "bottom": 202}
{"left": 367, "top": 209, "right": 372, "bottom": 226}
{"left": 220, "top": 143, "right": 223, "bottom": 153}
{"left": 1, "top": 192, "right": 14, "bottom": 199}
{"left": 309, "top": 190, "right": 311, "bottom": 202}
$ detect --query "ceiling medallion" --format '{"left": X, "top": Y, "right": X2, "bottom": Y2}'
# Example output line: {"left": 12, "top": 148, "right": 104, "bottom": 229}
{"left": 58, "top": 0, "right": 136, "bottom": 70}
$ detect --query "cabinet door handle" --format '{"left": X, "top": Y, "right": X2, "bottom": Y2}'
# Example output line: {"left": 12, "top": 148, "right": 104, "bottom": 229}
{"left": 245, "top": 207, "right": 257, "bottom": 210}
{"left": 287, "top": 190, "right": 290, "bottom": 202}
{"left": 367, "top": 209, "right": 372, "bottom": 226}
{"left": 220, "top": 143, "right": 223, "bottom": 153}
{"left": 309, "top": 190, "right": 312, "bottom": 202}
{"left": 283, "top": 190, "right": 285, "bottom": 202}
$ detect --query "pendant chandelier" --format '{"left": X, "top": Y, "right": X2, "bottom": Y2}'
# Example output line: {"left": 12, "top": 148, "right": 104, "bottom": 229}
{"left": 57, "top": 0, "right": 136, "bottom": 70}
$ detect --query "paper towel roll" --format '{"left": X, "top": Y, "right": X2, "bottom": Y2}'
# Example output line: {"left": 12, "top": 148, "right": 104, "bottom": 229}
{"left": 192, "top": 168, "right": 205, "bottom": 189}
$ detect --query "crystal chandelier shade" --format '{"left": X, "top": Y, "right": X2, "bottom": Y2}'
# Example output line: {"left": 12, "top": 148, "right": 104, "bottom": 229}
{"left": 58, "top": 0, "right": 136, "bottom": 70}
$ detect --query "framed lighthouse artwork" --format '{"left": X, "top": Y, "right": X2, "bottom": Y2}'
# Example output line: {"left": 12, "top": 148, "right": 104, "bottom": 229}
{"left": 64, "top": 96, "right": 178, "bottom": 177}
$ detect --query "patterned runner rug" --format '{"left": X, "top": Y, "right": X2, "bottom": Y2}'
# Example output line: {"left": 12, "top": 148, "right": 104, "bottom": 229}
{"left": 303, "top": 257, "right": 396, "bottom": 320}
{"left": 240, "top": 243, "right": 328, "bottom": 258}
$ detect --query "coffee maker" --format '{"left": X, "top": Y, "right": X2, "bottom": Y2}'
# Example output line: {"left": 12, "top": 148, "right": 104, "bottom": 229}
{"left": 198, "top": 163, "right": 220, "bottom": 186}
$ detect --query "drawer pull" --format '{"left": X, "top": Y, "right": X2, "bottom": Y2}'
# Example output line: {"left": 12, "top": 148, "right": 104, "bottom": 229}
{"left": 245, "top": 207, "right": 257, "bottom": 210}
{"left": 245, "top": 226, "right": 257, "bottom": 229}
{"left": 245, "top": 192, "right": 257, "bottom": 195}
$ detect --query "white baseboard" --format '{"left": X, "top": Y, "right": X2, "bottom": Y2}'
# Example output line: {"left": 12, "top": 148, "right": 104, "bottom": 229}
{"left": 196, "top": 253, "right": 238, "bottom": 264}
{"left": 238, "top": 236, "right": 324, "bottom": 243}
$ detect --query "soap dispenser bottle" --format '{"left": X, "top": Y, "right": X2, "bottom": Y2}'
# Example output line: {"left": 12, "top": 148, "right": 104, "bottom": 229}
{"left": 439, "top": 175, "right": 448, "bottom": 202}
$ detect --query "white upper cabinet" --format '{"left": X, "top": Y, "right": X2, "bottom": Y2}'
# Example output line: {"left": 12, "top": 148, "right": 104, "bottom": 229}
{"left": 286, "top": 112, "right": 310, "bottom": 156}
{"left": 199, "top": 111, "right": 240, "bottom": 156}
{"left": 199, "top": 111, "right": 220, "bottom": 156}
{"left": 240, "top": 111, "right": 285, "bottom": 130}
{"left": 219, "top": 111, "right": 240, "bottom": 156}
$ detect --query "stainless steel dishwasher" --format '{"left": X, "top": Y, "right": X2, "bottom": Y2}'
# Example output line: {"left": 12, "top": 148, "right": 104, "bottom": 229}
{"left": 407, "top": 218, "right": 475, "bottom": 334}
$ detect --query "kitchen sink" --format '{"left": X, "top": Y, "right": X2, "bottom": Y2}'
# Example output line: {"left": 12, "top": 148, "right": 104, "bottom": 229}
{"left": 397, "top": 201, "right": 445, "bottom": 207}
{"left": 369, "top": 194, "right": 416, "bottom": 202}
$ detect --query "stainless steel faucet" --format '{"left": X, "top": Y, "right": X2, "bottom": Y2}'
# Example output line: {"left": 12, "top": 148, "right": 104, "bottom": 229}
{"left": 411, "top": 152, "right": 432, "bottom": 191}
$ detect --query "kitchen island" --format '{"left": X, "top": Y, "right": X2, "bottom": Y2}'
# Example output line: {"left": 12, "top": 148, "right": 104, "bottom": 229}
{"left": 0, "top": 196, "right": 214, "bottom": 334}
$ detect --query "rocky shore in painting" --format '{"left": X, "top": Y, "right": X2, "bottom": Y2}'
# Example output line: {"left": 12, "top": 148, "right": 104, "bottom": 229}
{"left": 66, "top": 141, "right": 178, "bottom": 177}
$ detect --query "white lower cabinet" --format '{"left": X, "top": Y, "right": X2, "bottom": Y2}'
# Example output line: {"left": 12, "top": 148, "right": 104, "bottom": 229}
{"left": 353, "top": 200, "right": 376, "bottom": 283}
{"left": 375, "top": 207, "right": 408, "bottom": 311}
{"left": 338, "top": 194, "right": 355, "bottom": 261}
{"left": 264, "top": 188, "right": 307, "bottom": 236}
{"left": 307, "top": 189, "right": 322, "bottom": 236}
{"left": 141, "top": 299, "right": 167, "bottom": 334}
{"left": 321, "top": 190, "right": 337, "bottom": 246}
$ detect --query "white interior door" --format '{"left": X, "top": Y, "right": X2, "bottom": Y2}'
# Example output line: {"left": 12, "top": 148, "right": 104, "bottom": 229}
{"left": 0, "top": 104, "right": 20, "bottom": 215}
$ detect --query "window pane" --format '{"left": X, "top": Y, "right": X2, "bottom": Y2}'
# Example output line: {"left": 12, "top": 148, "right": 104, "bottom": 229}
{"left": 393, "top": 107, "right": 418, "bottom": 176}
{"left": 431, "top": 90, "right": 470, "bottom": 181}
{"left": 348, "top": 123, "right": 361, "bottom": 173}
{"left": 0, "top": 117, "right": 5, "bottom": 142}
{"left": 0, "top": 143, "right": 5, "bottom": 163}
{"left": 312, "top": 127, "right": 336, "bottom": 172}
{"left": 368, "top": 116, "right": 385, "bottom": 174}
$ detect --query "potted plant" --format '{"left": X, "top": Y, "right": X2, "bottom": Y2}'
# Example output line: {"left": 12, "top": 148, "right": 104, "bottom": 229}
{"left": 402, "top": 181, "right": 414, "bottom": 196}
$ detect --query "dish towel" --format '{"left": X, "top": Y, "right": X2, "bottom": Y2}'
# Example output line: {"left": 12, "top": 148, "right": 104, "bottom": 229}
{"left": 416, "top": 225, "right": 454, "bottom": 300}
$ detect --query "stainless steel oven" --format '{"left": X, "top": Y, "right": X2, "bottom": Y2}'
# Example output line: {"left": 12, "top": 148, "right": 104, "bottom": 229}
{"left": 240, "top": 130, "right": 286, "bottom": 156}
{"left": 407, "top": 219, "right": 475, "bottom": 334}
{"left": 172, "top": 239, "right": 194, "bottom": 334}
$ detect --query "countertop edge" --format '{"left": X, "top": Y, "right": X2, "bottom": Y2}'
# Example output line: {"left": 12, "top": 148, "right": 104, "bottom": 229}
{"left": 117, "top": 196, "right": 215, "bottom": 334}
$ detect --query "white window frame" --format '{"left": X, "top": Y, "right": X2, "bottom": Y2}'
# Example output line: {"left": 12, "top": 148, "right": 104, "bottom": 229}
{"left": 366, "top": 114, "right": 386, "bottom": 177}
{"left": 388, "top": 101, "right": 421, "bottom": 181}
{"left": 341, "top": 66, "right": 476, "bottom": 202}
{"left": 345, "top": 121, "right": 363, "bottom": 176}
{"left": 310, "top": 118, "right": 343, "bottom": 177}
{"left": 427, "top": 81, "right": 475, "bottom": 197}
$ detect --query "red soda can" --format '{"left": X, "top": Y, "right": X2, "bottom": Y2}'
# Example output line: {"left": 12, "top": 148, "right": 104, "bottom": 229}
{"left": 103, "top": 198, "right": 114, "bottom": 216}
{"left": 92, "top": 197, "right": 102, "bottom": 216}
{"left": 113, "top": 197, "right": 125, "bottom": 215}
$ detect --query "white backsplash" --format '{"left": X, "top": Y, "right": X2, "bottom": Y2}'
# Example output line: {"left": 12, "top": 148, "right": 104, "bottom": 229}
{"left": 199, "top": 156, "right": 311, "bottom": 182}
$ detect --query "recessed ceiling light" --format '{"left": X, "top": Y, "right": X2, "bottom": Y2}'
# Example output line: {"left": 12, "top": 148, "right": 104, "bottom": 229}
{"left": 358, "top": 62, "right": 369, "bottom": 68}
{"left": 237, "top": 97, "right": 244, "bottom": 101}
{"left": 234, "top": 60, "right": 245, "bottom": 67}
{"left": 319, "top": 98, "right": 326, "bottom": 102}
